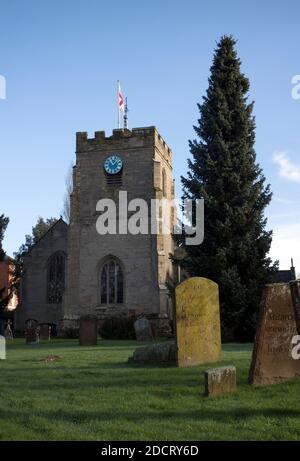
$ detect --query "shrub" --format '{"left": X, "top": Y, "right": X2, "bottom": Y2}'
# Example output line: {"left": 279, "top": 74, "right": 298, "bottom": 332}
{"left": 100, "top": 317, "right": 136, "bottom": 340}
{"left": 61, "top": 328, "right": 79, "bottom": 339}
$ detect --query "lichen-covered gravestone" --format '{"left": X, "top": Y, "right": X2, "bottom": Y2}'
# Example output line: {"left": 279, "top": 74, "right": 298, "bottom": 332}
{"left": 249, "top": 283, "right": 300, "bottom": 386}
{"left": 134, "top": 317, "right": 153, "bottom": 341}
{"left": 79, "top": 315, "right": 98, "bottom": 346}
{"left": 175, "top": 277, "right": 221, "bottom": 367}
{"left": 204, "top": 366, "right": 236, "bottom": 397}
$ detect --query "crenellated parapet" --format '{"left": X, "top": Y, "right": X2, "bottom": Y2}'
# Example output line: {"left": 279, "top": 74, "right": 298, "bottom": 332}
{"left": 76, "top": 126, "right": 172, "bottom": 161}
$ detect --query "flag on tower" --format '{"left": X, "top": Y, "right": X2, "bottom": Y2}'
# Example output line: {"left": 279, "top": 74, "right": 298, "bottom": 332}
{"left": 117, "top": 80, "right": 124, "bottom": 128}
{"left": 118, "top": 81, "right": 124, "bottom": 112}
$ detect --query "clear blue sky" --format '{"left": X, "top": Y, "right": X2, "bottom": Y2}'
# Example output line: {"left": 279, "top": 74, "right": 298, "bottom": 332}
{"left": 1, "top": 0, "right": 300, "bottom": 273}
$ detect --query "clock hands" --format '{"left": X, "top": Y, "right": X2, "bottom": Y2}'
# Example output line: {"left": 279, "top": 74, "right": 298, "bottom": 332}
{"left": 104, "top": 155, "right": 123, "bottom": 175}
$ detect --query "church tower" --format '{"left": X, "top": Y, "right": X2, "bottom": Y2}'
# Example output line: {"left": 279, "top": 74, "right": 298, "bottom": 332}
{"left": 62, "top": 126, "right": 175, "bottom": 333}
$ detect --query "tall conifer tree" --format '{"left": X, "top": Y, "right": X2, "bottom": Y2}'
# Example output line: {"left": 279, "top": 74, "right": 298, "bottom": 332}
{"left": 181, "top": 36, "right": 277, "bottom": 340}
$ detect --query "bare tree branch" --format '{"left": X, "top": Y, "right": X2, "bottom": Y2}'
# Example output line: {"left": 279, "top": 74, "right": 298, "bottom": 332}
{"left": 62, "top": 163, "right": 73, "bottom": 224}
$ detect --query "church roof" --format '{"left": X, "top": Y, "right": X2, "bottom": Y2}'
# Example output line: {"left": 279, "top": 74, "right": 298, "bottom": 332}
{"left": 24, "top": 218, "right": 68, "bottom": 256}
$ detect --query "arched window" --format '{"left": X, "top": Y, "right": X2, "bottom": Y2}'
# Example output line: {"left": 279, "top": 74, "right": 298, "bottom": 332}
{"left": 162, "top": 169, "right": 167, "bottom": 197}
{"left": 47, "top": 252, "right": 65, "bottom": 304}
{"left": 100, "top": 258, "right": 123, "bottom": 304}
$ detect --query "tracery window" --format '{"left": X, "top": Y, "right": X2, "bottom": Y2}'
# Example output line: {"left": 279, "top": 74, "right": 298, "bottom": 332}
{"left": 47, "top": 252, "right": 65, "bottom": 304}
{"left": 100, "top": 259, "right": 123, "bottom": 304}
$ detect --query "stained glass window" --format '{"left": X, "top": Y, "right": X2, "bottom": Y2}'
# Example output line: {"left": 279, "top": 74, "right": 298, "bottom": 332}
{"left": 47, "top": 252, "right": 65, "bottom": 304}
{"left": 100, "top": 259, "right": 123, "bottom": 304}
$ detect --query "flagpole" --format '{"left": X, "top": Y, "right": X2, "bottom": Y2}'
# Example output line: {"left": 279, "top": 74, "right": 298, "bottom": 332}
{"left": 117, "top": 80, "right": 120, "bottom": 129}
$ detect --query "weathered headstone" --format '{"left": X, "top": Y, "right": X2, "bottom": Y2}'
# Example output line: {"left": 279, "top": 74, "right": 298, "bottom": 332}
{"left": 128, "top": 341, "right": 176, "bottom": 364}
{"left": 39, "top": 324, "right": 51, "bottom": 341}
{"left": 0, "top": 334, "right": 5, "bottom": 360}
{"left": 249, "top": 283, "right": 300, "bottom": 386}
{"left": 175, "top": 277, "right": 221, "bottom": 367}
{"left": 5, "top": 320, "right": 13, "bottom": 341}
{"left": 290, "top": 281, "right": 300, "bottom": 333}
{"left": 25, "top": 327, "right": 39, "bottom": 345}
{"left": 25, "top": 319, "right": 39, "bottom": 345}
{"left": 204, "top": 365, "right": 236, "bottom": 397}
{"left": 79, "top": 315, "right": 98, "bottom": 346}
{"left": 134, "top": 317, "right": 153, "bottom": 341}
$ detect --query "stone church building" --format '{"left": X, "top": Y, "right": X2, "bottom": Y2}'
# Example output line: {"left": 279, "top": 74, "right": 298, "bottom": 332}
{"left": 15, "top": 126, "right": 175, "bottom": 334}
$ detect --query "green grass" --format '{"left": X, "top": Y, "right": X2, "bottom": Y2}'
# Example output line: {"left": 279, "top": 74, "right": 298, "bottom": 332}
{"left": 1, "top": 339, "right": 300, "bottom": 441}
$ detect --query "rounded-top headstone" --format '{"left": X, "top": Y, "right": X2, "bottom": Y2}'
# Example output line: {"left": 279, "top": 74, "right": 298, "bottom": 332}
{"left": 134, "top": 317, "right": 153, "bottom": 341}
{"left": 175, "top": 277, "right": 221, "bottom": 367}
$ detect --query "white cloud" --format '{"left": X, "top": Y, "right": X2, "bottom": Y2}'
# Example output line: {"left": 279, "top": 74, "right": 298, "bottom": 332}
{"left": 273, "top": 151, "right": 300, "bottom": 183}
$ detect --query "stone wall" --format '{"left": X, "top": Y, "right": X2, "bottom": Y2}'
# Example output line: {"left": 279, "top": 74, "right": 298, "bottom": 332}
{"left": 15, "top": 220, "right": 68, "bottom": 332}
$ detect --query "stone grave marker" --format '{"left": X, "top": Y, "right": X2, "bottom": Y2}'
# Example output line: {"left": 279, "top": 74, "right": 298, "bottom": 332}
{"left": 175, "top": 277, "right": 221, "bottom": 367}
{"left": 249, "top": 283, "right": 300, "bottom": 386}
{"left": 0, "top": 334, "right": 5, "bottom": 359}
{"left": 204, "top": 365, "right": 236, "bottom": 397}
{"left": 25, "top": 327, "right": 39, "bottom": 344}
{"left": 79, "top": 315, "right": 98, "bottom": 346}
{"left": 5, "top": 320, "right": 13, "bottom": 341}
{"left": 25, "top": 319, "right": 39, "bottom": 345}
{"left": 290, "top": 281, "right": 300, "bottom": 334}
{"left": 128, "top": 341, "right": 176, "bottom": 364}
{"left": 134, "top": 317, "right": 153, "bottom": 341}
{"left": 39, "top": 324, "right": 51, "bottom": 341}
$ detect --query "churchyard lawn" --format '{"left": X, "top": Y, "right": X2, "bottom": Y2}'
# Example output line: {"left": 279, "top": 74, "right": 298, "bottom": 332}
{"left": 1, "top": 340, "right": 300, "bottom": 441}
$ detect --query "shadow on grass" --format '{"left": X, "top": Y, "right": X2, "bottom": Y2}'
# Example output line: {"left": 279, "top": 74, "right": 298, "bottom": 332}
{"left": 0, "top": 406, "right": 300, "bottom": 425}
{"left": 7, "top": 339, "right": 154, "bottom": 350}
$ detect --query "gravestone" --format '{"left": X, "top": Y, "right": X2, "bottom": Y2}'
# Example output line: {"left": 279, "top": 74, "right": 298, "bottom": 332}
{"left": 290, "top": 281, "right": 300, "bottom": 333}
{"left": 134, "top": 317, "right": 153, "bottom": 341}
{"left": 204, "top": 366, "right": 236, "bottom": 397}
{"left": 128, "top": 341, "right": 176, "bottom": 364}
{"left": 5, "top": 320, "right": 13, "bottom": 340}
{"left": 79, "top": 315, "right": 98, "bottom": 346}
{"left": 0, "top": 334, "right": 5, "bottom": 359}
{"left": 39, "top": 324, "right": 51, "bottom": 341}
{"left": 25, "top": 319, "right": 39, "bottom": 345}
{"left": 175, "top": 277, "right": 221, "bottom": 367}
{"left": 249, "top": 283, "right": 300, "bottom": 386}
{"left": 25, "top": 328, "right": 39, "bottom": 344}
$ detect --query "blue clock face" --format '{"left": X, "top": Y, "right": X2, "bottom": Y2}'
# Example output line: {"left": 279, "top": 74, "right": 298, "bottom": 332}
{"left": 104, "top": 155, "right": 123, "bottom": 175}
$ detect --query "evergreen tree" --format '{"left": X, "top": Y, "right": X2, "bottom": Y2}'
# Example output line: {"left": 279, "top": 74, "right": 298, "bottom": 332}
{"left": 0, "top": 214, "right": 9, "bottom": 262}
{"left": 180, "top": 36, "right": 278, "bottom": 341}
{"left": 13, "top": 216, "right": 58, "bottom": 300}
{"left": 32, "top": 216, "right": 58, "bottom": 243}
{"left": 14, "top": 216, "right": 58, "bottom": 260}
